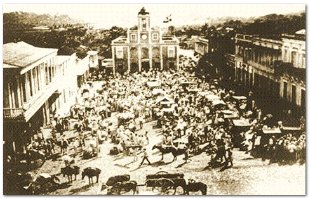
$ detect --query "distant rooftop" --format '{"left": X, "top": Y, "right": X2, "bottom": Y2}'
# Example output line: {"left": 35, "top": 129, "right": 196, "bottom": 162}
{"left": 3, "top": 41, "right": 58, "bottom": 68}
{"left": 282, "top": 29, "right": 306, "bottom": 41}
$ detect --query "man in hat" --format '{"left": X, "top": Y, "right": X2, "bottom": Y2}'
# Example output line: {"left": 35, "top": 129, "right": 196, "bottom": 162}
{"left": 140, "top": 148, "right": 152, "bottom": 166}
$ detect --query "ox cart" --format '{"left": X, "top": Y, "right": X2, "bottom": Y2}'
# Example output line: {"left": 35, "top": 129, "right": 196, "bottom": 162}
{"left": 145, "top": 171, "right": 207, "bottom": 195}
{"left": 101, "top": 171, "right": 207, "bottom": 195}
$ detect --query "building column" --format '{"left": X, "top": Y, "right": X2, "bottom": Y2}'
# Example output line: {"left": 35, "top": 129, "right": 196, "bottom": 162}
{"left": 8, "top": 82, "right": 12, "bottom": 109}
{"left": 30, "top": 69, "right": 36, "bottom": 96}
{"left": 112, "top": 46, "right": 115, "bottom": 76}
{"left": 160, "top": 45, "right": 163, "bottom": 70}
{"left": 16, "top": 76, "right": 21, "bottom": 108}
{"left": 44, "top": 101, "right": 50, "bottom": 126}
{"left": 138, "top": 46, "right": 142, "bottom": 72}
{"left": 127, "top": 46, "right": 131, "bottom": 73}
{"left": 149, "top": 47, "right": 152, "bottom": 70}
{"left": 24, "top": 73, "right": 30, "bottom": 105}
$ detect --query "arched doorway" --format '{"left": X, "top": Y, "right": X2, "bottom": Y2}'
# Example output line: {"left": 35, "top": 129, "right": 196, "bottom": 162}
{"left": 142, "top": 61, "right": 150, "bottom": 72}
{"left": 130, "top": 47, "right": 139, "bottom": 73}
{"left": 130, "top": 63, "right": 139, "bottom": 73}
{"left": 169, "top": 61, "right": 176, "bottom": 71}
{"left": 116, "top": 62, "right": 125, "bottom": 75}
{"left": 141, "top": 47, "right": 150, "bottom": 72}
{"left": 152, "top": 47, "right": 161, "bottom": 71}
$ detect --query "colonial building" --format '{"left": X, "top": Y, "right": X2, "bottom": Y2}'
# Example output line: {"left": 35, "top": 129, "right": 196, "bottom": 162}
{"left": 234, "top": 31, "right": 306, "bottom": 112}
{"left": 111, "top": 7, "right": 180, "bottom": 74}
{"left": 276, "top": 32, "right": 306, "bottom": 111}
{"left": 235, "top": 34, "right": 282, "bottom": 97}
{"left": 3, "top": 42, "right": 78, "bottom": 153}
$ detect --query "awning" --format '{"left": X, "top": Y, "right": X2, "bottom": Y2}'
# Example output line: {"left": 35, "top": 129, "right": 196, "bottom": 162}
{"left": 152, "top": 89, "right": 165, "bottom": 95}
{"left": 162, "top": 108, "right": 174, "bottom": 112}
{"left": 233, "top": 119, "right": 251, "bottom": 127}
{"left": 156, "top": 96, "right": 174, "bottom": 104}
{"left": 212, "top": 100, "right": 226, "bottom": 106}
{"left": 233, "top": 96, "right": 247, "bottom": 100}
{"left": 147, "top": 81, "right": 161, "bottom": 87}
{"left": 262, "top": 128, "right": 282, "bottom": 134}
{"left": 206, "top": 94, "right": 220, "bottom": 101}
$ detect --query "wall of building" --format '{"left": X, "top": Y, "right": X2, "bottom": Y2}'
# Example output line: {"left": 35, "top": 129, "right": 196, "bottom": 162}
{"left": 234, "top": 34, "right": 305, "bottom": 112}
{"left": 282, "top": 38, "right": 306, "bottom": 68}
{"left": 111, "top": 8, "right": 179, "bottom": 74}
{"left": 194, "top": 40, "right": 209, "bottom": 55}
{"left": 3, "top": 52, "right": 59, "bottom": 122}
{"left": 114, "top": 46, "right": 129, "bottom": 74}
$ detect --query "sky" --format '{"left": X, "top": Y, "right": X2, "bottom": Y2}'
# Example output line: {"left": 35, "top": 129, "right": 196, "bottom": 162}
{"left": 3, "top": 4, "right": 306, "bottom": 29}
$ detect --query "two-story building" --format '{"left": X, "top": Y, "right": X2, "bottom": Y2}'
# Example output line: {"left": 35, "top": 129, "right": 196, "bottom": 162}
{"left": 276, "top": 31, "right": 306, "bottom": 111}
{"left": 235, "top": 34, "right": 283, "bottom": 98}
{"left": 3, "top": 42, "right": 78, "bottom": 153}
{"left": 75, "top": 51, "right": 98, "bottom": 87}
{"left": 111, "top": 7, "right": 179, "bottom": 74}
{"left": 234, "top": 31, "right": 306, "bottom": 112}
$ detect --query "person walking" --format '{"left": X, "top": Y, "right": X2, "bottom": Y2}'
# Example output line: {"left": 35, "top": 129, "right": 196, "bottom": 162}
{"left": 61, "top": 136, "right": 69, "bottom": 155}
{"left": 140, "top": 148, "right": 151, "bottom": 166}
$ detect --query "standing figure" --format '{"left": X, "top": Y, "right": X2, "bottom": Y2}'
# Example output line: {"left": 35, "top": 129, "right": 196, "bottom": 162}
{"left": 139, "top": 148, "right": 151, "bottom": 166}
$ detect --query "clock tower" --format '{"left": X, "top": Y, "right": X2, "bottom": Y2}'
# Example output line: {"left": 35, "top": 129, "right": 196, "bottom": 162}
{"left": 138, "top": 7, "right": 150, "bottom": 31}
{"left": 112, "top": 7, "right": 179, "bottom": 74}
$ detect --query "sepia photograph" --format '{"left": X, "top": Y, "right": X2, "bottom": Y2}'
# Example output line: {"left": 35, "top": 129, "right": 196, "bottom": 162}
{"left": 2, "top": 3, "right": 306, "bottom": 195}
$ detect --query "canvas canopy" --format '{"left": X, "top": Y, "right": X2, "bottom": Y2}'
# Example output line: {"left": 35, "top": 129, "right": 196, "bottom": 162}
{"left": 262, "top": 127, "right": 282, "bottom": 134}
{"left": 233, "top": 119, "right": 251, "bottom": 127}
{"left": 147, "top": 80, "right": 161, "bottom": 87}
{"left": 232, "top": 96, "right": 247, "bottom": 100}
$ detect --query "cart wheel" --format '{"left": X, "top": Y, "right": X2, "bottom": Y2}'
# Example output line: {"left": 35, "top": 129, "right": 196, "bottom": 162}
{"left": 155, "top": 171, "right": 169, "bottom": 175}
{"left": 154, "top": 178, "right": 175, "bottom": 195}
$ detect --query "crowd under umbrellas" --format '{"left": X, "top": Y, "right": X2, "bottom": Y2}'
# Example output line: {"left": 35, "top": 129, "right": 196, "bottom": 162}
{"left": 5, "top": 55, "right": 306, "bottom": 195}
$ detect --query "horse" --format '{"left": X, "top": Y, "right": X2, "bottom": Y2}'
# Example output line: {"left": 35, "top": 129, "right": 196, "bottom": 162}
{"left": 82, "top": 167, "right": 101, "bottom": 185}
{"left": 61, "top": 165, "right": 80, "bottom": 183}
{"left": 152, "top": 145, "right": 188, "bottom": 162}
{"left": 185, "top": 180, "right": 207, "bottom": 195}
{"left": 107, "top": 180, "right": 139, "bottom": 195}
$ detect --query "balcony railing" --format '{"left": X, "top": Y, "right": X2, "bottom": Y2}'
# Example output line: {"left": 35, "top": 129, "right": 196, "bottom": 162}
{"left": 3, "top": 108, "right": 25, "bottom": 120}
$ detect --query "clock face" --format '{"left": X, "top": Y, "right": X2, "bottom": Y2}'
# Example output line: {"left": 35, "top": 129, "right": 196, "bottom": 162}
{"left": 141, "top": 34, "right": 147, "bottom": 40}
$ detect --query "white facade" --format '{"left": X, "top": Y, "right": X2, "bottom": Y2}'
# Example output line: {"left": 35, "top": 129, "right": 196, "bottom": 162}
{"left": 3, "top": 42, "right": 78, "bottom": 125}
{"left": 282, "top": 37, "right": 306, "bottom": 69}
{"left": 279, "top": 34, "right": 306, "bottom": 107}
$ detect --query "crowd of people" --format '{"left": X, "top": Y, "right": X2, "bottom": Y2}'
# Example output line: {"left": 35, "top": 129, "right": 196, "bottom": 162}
{"left": 7, "top": 54, "right": 306, "bottom": 174}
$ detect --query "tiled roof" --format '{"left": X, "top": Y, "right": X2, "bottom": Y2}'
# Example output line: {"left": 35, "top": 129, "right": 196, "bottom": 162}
{"left": 3, "top": 41, "right": 58, "bottom": 68}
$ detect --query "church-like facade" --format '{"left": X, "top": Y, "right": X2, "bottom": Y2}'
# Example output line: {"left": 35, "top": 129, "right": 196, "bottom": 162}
{"left": 111, "top": 7, "right": 180, "bottom": 74}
